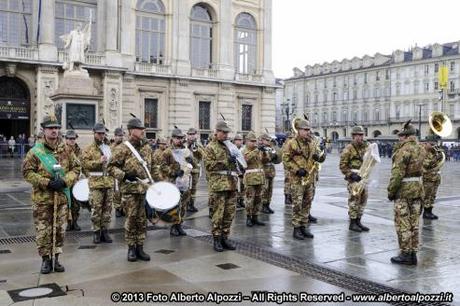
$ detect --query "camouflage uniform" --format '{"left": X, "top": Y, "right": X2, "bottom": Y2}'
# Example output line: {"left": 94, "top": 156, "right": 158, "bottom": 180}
{"left": 233, "top": 134, "right": 245, "bottom": 207}
{"left": 151, "top": 146, "right": 167, "bottom": 181}
{"left": 260, "top": 133, "right": 280, "bottom": 213}
{"left": 23, "top": 117, "right": 80, "bottom": 273}
{"left": 282, "top": 120, "right": 325, "bottom": 239}
{"left": 204, "top": 122, "right": 238, "bottom": 251}
{"left": 422, "top": 142, "right": 443, "bottom": 218}
{"left": 186, "top": 130, "right": 205, "bottom": 212}
{"left": 81, "top": 138, "right": 114, "bottom": 236}
{"left": 64, "top": 139, "right": 82, "bottom": 228}
{"left": 282, "top": 134, "right": 294, "bottom": 205}
{"left": 388, "top": 125, "right": 426, "bottom": 265}
{"left": 111, "top": 140, "right": 124, "bottom": 214}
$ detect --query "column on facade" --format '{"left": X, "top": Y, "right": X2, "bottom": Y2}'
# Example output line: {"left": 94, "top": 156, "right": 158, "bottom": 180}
{"left": 262, "top": 0, "right": 274, "bottom": 83}
{"left": 218, "top": 0, "right": 234, "bottom": 79}
{"left": 261, "top": 87, "right": 276, "bottom": 133}
{"left": 119, "top": 0, "right": 135, "bottom": 68}
{"left": 172, "top": 0, "right": 191, "bottom": 75}
{"left": 38, "top": 0, "right": 57, "bottom": 61}
{"left": 104, "top": 0, "right": 122, "bottom": 67}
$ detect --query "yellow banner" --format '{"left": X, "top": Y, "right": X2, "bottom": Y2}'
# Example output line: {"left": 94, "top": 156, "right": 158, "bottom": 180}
{"left": 438, "top": 66, "right": 448, "bottom": 89}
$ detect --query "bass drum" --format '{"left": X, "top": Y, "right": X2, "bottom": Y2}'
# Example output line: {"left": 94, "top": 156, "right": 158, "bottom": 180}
{"left": 146, "top": 182, "right": 181, "bottom": 223}
{"left": 73, "top": 178, "right": 89, "bottom": 203}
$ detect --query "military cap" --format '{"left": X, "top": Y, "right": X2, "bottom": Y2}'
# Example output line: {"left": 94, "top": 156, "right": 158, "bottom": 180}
{"left": 93, "top": 122, "right": 107, "bottom": 133}
{"left": 65, "top": 130, "right": 78, "bottom": 139}
{"left": 246, "top": 131, "right": 257, "bottom": 141}
{"left": 215, "top": 120, "right": 231, "bottom": 132}
{"left": 351, "top": 125, "right": 365, "bottom": 135}
{"left": 172, "top": 127, "right": 185, "bottom": 138}
{"left": 260, "top": 132, "right": 272, "bottom": 141}
{"left": 233, "top": 134, "right": 243, "bottom": 141}
{"left": 295, "top": 119, "right": 310, "bottom": 130}
{"left": 40, "top": 114, "right": 61, "bottom": 129}
{"left": 157, "top": 137, "right": 167, "bottom": 144}
{"left": 398, "top": 121, "right": 417, "bottom": 136}
{"left": 187, "top": 127, "right": 198, "bottom": 135}
{"left": 114, "top": 127, "right": 124, "bottom": 136}
{"left": 127, "top": 118, "right": 145, "bottom": 129}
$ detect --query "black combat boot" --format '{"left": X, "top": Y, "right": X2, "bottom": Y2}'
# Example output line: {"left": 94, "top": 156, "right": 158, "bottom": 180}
{"left": 411, "top": 251, "right": 418, "bottom": 265}
{"left": 391, "top": 252, "right": 415, "bottom": 265}
{"left": 423, "top": 207, "right": 438, "bottom": 220}
{"left": 213, "top": 237, "right": 224, "bottom": 252}
{"left": 237, "top": 198, "right": 245, "bottom": 208}
{"left": 73, "top": 221, "right": 81, "bottom": 231}
{"left": 135, "top": 245, "right": 151, "bottom": 261}
{"left": 170, "top": 224, "right": 180, "bottom": 236}
{"left": 93, "top": 230, "right": 101, "bottom": 244}
{"left": 54, "top": 254, "right": 65, "bottom": 272}
{"left": 252, "top": 215, "right": 265, "bottom": 226}
{"left": 300, "top": 226, "right": 314, "bottom": 238}
{"left": 284, "top": 194, "right": 292, "bottom": 205}
{"left": 308, "top": 215, "right": 318, "bottom": 223}
{"left": 246, "top": 216, "right": 254, "bottom": 227}
{"left": 40, "top": 256, "right": 52, "bottom": 274}
{"left": 176, "top": 224, "right": 187, "bottom": 236}
{"left": 262, "top": 204, "right": 274, "bottom": 214}
{"left": 208, "top": 207, "right": 213, "bottom": 219}
{"left": 115, "top": 208, "right": 123, "bottom": 218}
{"left": 356, "top": 217, "right": 369, "bottom": 231}
{"left": 349, "top": 219, "right": 362, "bottom": 232}
{"left": 293, "top": 227, "right": 304, "bottom": 240}
{"left": 221, "top": 237, "right": 236, "bottom": 250}
{"left": 187, "top": 199, "right": 198, "bottom": 213}
{"left": 66, "top": 222, "right": 73, "bottom": 232}
{"left": 127, "top": 245, "right": 137, "bottom": 262}
{"left": 100, "top": 228, "right": 113, "bottom": 243}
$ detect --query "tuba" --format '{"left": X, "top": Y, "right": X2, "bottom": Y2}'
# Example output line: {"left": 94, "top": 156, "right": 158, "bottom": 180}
{"left": 351, "top": 143, "right": 380, "bottom": 196}
{"left": 429, "top": 111, "right": 452, "bottom": 138}
{"left": 223, "top": 140, "right": 247, "bottom": 174}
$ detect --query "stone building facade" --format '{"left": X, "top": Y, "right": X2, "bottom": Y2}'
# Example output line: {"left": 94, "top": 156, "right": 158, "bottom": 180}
{"left": 0, "top": 0, "right": 275, "bottom": 143}
{"left": 283, "top": 42, "right": 460, "bottom": 141}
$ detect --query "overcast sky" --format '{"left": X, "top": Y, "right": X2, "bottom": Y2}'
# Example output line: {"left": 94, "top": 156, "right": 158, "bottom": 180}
{"left": 273, "top": 0, "right": 460, "bottom": 79}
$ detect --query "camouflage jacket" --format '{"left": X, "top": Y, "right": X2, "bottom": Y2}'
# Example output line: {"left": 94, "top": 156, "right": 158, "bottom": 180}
{"left": 23, "top": 139, "right": 81, "bottom": 205}
{"left": 65, "top": 143, "right": 81, "bottom": 158}
{"left": 158, "top": 144, "right": 183, "bottom": 183}
{"left": 422, "top": 144, "right": 443, "bottom": 182}
{"left": 282, "top": 136, "right": 325, "bottom": 184}
{"left": 81, "top": 140, "right": 113, "bottom": 189}
{"left": 387, "top": 137, "right": 426, "bottom": 200}
{"left": 108, "top": 138, "right": 154, "bottom": 194}
{"left": 339, "top": 141, "right": 369, "bottom": 181}
{"left": 152, "top": 147, "right": 167, "bottom": 181}
{"left": 186, "top": 141, "right": 205, "bottom": 174}
{"left": 242, "top": 146, "right": 266, "bottom": 186}
{"left": 204, "top": 139, "right": 237, "bottom": 192}
{"left": 262, "top": 145, "right": 278, "bottom": 178}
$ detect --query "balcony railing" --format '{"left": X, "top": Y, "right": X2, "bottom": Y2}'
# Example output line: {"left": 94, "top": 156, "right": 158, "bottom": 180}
{"left": 235, "top": 72, "right": 263, "bottom": 82}
{"left": 57, "top": 51, "right": 105, "bottom": 66}
{"left": 134, "top": 62, "right": 171, "bottom": 74}
{"left": 191, "top": 64, "right": 218, "bottom": 78}
{"left": 0, "top": 46, "right": 38, "bottom": 60}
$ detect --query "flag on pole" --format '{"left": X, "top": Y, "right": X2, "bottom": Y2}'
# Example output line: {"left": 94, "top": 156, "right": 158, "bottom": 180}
{"left": 438, "top": 65, "right": 448, "bottom": 89}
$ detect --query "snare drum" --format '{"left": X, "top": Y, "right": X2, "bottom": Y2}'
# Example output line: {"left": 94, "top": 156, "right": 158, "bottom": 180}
{"left": 72, "top": 178, "right": 89, "bottom": 203}
{"left": 146, "top": 182, "right": 181, "bottom": 223}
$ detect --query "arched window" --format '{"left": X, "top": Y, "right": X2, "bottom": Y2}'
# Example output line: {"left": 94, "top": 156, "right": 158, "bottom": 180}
{"left": 136, "top": 0, "right": 165, "bottom": 64}
{"left": 190, "top": 4, "right": 213, "bottom": 68}
{"left": 234, "top": 13, "right": 256, "bottom": 74}
{"left": 55, "top": 1, "right": 97, "bottom": 50}
{"left": 0, "top": 0, "right": 32, "bottom": 46}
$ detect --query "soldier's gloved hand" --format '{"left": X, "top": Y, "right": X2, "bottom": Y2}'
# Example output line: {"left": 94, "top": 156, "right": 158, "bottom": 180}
{"left": 48, "top": 178, "right": 66, "bottom": 191}
{"left": 319, "top": 143, "right": 325, "bottom": 151}
{"left": 175, "top": 169, "right": 185, "bottom": 178}
{"left": 312, "top": 153, "right": 321, "bottom": 162}
{"left": 350, "top": 172, "right": 362, "bottom": 182}
{"left": 296, "top": 168, "right": 307, "bottom": 177}
{"left": 228, "top": 155, "right": 237, "bottom": 164}
{"left": 388, "top": 194, "right": 396, "bottom": 201}
{"left": 123, "top": 173, "right": 137, "bottom": 182}
{"left": 271, "top": 155, "right": 278, "bottom": 162}
{"left": 185, "top": 156, "right": 193, "bottom": 164}
{"left": 258, "top": 145, "right": 265, "bottom": 151}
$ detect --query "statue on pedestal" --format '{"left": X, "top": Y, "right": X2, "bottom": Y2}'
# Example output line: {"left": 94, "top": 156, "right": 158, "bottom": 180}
{"left": 60, "top": 12, "right": 92, "bottom": 72}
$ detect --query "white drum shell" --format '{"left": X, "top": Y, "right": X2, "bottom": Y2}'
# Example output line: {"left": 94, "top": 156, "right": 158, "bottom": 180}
{"left": 73, "top": 179, "right": 89, "bottom": 202}
{"left": 146, "top": 182, "right": 180, "bottom": 211}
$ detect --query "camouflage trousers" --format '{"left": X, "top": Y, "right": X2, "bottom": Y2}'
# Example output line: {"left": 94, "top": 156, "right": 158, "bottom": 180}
{"left": 237, "top": 177, "right": 244, "bottom": 203}
{"left": 291, "top": 182, "right": 315, "bottom": 227}
{"left": 190, "top": 172, "right": 200, "bottom": 200}
{"left": 394, "top": 198, "right": 422, "bottom": 253}
{"left": 347, "top": 183, "right": 368, "bottom": 219}
{"left": 33, "top": 201, "right": 67, "bottom": 257}
{"left": 90, "top": 188, "right": 113, "bottom": 231}
{"left": 423, "top": 179, "right": 440, "bottom": 209}
{"left": 174, "top": 189, "right": 191, "bottom": 225}
{"left": 262, "top": 177, "right": 274, "bottom": 205}
{"left": 68, "top": 193, "right": 80, "bottom": 222}
{"left": 113, "top": 180, "right": 122, "bottom": 210}
{"left": 123, "top": 194, "right": 147, "bottom": 246}
{"left": 245, "top": 184, "right": 263, "bottom": 216}
{"left": 284, "top": 170, "right": 291, "bottom": 195}
{"left": 211, "top": 190, "right": 237, "bottom": 238}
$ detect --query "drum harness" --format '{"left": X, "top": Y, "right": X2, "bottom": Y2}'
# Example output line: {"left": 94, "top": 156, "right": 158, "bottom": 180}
{"left": 124, "top": 141, "right": 154, "bottom": 185}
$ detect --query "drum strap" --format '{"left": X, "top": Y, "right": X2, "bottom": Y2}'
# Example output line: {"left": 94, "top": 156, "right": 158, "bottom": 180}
{"left": 124, "top": 141, "right": 154, "bottom": 183}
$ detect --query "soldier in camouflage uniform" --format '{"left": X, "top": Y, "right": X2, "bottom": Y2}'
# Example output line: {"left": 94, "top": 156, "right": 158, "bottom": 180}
{"left": 282, "top": 119, "right": 325, "bottom": 240}
{"left": 186, "top": 128, "right": 205, "bottom": 212}
{"left": 111, "top": 127, "right": 125, "bottom": 218}
{"left": 242, "top": 131, "right": 267, "bottom": 227}
{"left": 282, "top": 131, "right": 294, "bottom": 205}
{"left": 388, "top": 122, "right": 426, "bottom": 265}
{"left": 151, "top": 137, "right": 168, "bottom": 181}
{"left": 108, "top": 118, "right": 152, "bottom": 262}
{"left": 204, "top": 121, "right": 238, "bottom": 252}
{"left": 422, "top": 135, "right": 443, "bottom": 220}
{"left": 259, "top": 133, "right": 279, "bottom": 214}
{"left": 23, "top": 115, "right": 81, "bottom": 274}
{"left": 64, "top": 130, "right": 82, "bottom": 231}
{"left": 81, "top": 123, "right": 114, "bottom": 244}
{"left": 158, "top": 127, "right": 191, "bottom": 236}
{"left": 339, "top": 126, "right": 370, "bottom": 232}
{"left": 232, "top": 134, "right": 245, "bottom": 208}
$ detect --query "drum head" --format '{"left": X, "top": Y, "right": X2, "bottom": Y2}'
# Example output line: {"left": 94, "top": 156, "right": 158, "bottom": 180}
{"left": 73, "top": 179, "right": 89, "bottom": 202}
{"left": 146, "top": 182, "right": 180, "bottom": 211}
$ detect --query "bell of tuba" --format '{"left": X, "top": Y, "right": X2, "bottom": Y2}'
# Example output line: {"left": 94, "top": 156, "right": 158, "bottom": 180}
{"left": 291, "top": 117, "right": 302, "bottom": 135}
{"left": 429, "top": 111, "right": 452, "bottom": 138}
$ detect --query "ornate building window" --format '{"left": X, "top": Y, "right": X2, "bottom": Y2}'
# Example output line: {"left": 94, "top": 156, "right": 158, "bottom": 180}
{"left": 136, "top": 0, "right": 165, "bottom": 64}
{"left": 144, "top": 98, "right": 158, "bottom": 128}
{"left": 234, "top": 12, "right": 256, "bottom": 74}
{"left": 190, "top": 4, "right": 213, "bottom": 68}
{"left": 241, "top": 104, "right": 252, "bottom": 131}
{"left": 198, "top": 101, "right": 211, "bottom": 130}
{"left": 0, "top": 0, "right": 32, "bottom": 46}
{"left": 55, "top": 0, "right": 97, "bottom": 50}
